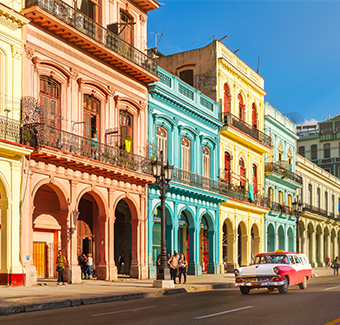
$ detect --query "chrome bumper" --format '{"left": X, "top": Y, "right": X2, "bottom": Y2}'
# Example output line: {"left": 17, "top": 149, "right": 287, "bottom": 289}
{"left": 235, "top": 280, "right": 285, "bottom": 287}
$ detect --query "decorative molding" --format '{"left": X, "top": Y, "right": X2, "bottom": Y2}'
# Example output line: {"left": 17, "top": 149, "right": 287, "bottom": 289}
{"left": 69, "top": 67, "right": 79, "bottom": 80}
{"left": 139, "top": 15, "right": 147, "bottom": 26}
{"left": 24, "top": 44, "right": 35, "bottom": 60}
{"left": 11, "top": 44, "right": 21, "bottom": 59}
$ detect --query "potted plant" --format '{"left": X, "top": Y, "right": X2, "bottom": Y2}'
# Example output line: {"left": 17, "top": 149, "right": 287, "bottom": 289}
{"left": 23, "top": 130, "right": 32, "bottom": 146}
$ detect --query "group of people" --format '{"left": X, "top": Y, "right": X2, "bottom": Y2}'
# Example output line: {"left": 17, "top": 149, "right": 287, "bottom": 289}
{"left": 158, "top": 251, "right": 188, "bottom": 284}
{"left": 78, "top": 253, "right": 95, "bottom": 279}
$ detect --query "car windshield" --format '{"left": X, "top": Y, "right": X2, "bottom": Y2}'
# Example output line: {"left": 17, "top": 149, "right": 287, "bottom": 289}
{"left": 254, "top": 254, "right": 290, "bottom": 265}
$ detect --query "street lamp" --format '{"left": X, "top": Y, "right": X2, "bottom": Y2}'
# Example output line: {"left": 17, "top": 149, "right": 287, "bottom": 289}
{"left": 151, "top": 150, "right": 174, "bottom": 286}
{"left": 292, "top": 195, "right": 303, "bottom": 253}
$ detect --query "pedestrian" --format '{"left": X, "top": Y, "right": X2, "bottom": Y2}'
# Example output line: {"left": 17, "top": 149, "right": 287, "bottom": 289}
{"left": 168, "top": 252, "right": 179, "bottom": 284}
{"left": 56, "top": 250, "right": 66, "bottom": 286}
{"left": 156, "top": 253, "right": 161, "bottom": 275}
{"left": 332, "top": 256, "right": 340, "bottom": 277}
{"left": 86, "top": 253, "right": 93, "bottom": 279}
{"left": 78, "top": 253, "right": 86, "bottom": 279}
{"left": 326, "top": 255, "right": 331, "bottom": 269}
{"left": 118, "top": 251, "right": 125, "bottom": 274}
{"left": 178, "top": 253, "right": 187, "bottom": 284}
{"left": 91, "top": 132, "right": 98, "bottom": 157}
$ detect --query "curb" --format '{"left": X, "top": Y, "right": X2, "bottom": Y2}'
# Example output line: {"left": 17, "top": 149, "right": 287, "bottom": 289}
{"left": 0, "top": 284, "right": 233, "bottom": 317}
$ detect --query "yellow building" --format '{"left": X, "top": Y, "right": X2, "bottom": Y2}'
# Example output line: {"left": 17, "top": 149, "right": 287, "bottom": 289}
{"left": 157, "top": 40, "right": 271, "bottom": 272}
{"left": 0, "top": 2, "right": 31, "bottom": 286}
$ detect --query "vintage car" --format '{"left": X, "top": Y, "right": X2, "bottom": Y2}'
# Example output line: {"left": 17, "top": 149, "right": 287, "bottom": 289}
{"left": 234, "top": 251, "right": 312, "bottom": 294}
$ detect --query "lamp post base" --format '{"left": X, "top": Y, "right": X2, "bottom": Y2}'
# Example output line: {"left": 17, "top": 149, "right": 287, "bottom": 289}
{"left": 153, "top": 279, "right": 175, "bottom": 288}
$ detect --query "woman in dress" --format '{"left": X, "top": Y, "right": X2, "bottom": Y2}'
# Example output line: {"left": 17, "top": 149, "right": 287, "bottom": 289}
{"left": 56, "top": 250, "right": 67, "bottom": 286}
{"left": 178, "top": 253, "right": 187, "bottom": 284}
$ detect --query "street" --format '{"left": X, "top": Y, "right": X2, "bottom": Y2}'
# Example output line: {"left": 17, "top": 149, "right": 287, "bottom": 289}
{"left": 1, "top": 275, "right": 340, "bottom": 325}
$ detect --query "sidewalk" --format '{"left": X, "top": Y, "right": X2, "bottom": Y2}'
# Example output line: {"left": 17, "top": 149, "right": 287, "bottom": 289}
{"left": 0, "top": 267, "right": 333, "bottom": 316}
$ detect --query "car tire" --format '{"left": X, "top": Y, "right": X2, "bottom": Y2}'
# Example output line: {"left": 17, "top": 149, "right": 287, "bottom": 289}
{"left": 299, "top": 276, "right": 308, "bottom": 290}
{"left": 240, "top": 287, "right": 250, "bottom": 295}
{"left": 278, "top": 276, "right": 289, "bottom": 294}
{"left": 267, "top": 286, "right": 275, "bottom": 291}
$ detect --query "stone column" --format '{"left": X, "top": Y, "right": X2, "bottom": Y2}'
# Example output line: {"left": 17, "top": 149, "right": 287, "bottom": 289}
{"left": 130, "top": 215, "right": 140, "bottom": 278}
{"left": 318, "top": 232, "right": 325, "bottom": 267}
{"left": 309, "top": 230, "right": 317, "bottom": 267}
{"left": 188, "top": 226, "right": 202, "bottom": 275}
{"left": 138, "top": 194, "right": 148, "bottom": 279}
{"left": 96, "top": 216, "right": 107, "bottom": 280}
{"left": 107, "top": 188, "right": 117, "bottom": 281}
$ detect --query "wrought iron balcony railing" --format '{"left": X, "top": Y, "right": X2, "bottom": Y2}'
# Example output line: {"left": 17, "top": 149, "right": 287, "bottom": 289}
{"left": 0, "top": 114, "right": 20, "bottom": 143}
{"left": 302, "top": 204, "right": 328, "bottom": 218}
{"left": 21, "top": 123, "right": 152, "bottom": 174}
{"left": 221, "top": 112, "right": 272, "bottom": 147}
{"left": 265, "top": 162, "right": 303, "bottom": 185}
{"left": 25, "top": 0, "right": 157, "bottom": 76}
{"left": 270, "top": 201, "right": 292, "bottom": 215}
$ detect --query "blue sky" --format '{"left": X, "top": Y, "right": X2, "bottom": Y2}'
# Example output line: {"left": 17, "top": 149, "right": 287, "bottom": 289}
{"left": 147, "top": 1, "right": 340, "bottom": 123}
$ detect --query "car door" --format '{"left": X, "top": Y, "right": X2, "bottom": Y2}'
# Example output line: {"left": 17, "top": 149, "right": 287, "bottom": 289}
{"left": 293, "top": 255, "right": 303, "bottom": 284}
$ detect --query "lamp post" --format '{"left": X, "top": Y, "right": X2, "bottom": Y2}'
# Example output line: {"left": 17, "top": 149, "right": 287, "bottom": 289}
{"left": 292, "top": 195, "right": 303, "bottom": 253}
{"left": 151, "top": 150, "right": 174, "bottom": 286}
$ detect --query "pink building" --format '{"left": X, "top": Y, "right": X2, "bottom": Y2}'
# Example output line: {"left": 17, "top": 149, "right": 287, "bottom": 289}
{"left": 21, "top": 0, "right": 159, "bottom": 285}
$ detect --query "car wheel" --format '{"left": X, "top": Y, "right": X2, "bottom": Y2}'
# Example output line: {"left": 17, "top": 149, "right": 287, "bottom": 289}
{"left": 278, "top": 276, "right": 289, "bottom": 294}
{"left": 268, "top": 286, "right": 275, "bottom": 291}
{"left": 299, "top": 276, "right": 308, "bottom": 290}
{"left": 240, "top": 286, "right": 250, "bottom": 295}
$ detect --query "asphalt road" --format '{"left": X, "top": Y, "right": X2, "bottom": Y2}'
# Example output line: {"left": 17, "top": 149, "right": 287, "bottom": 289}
{"left": 2, "top": 276, "right": 340, "bottom": 325}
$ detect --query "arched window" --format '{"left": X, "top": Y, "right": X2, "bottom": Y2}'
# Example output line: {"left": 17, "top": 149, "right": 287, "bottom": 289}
{"left": 202, "top": 146, "right": 210, "bottom": 178}
{"left": 324, "top": 143, "right": 330, "bottom": 158}
{"left": 308, "top": 184, "right": 312, "bottom": 206}
{"left": 239, "top": 158, "right": 245, "bottom": 188}
{"left": 278, "top": 143, "right": 283, "bottom": 162}
{"left": 119, "top": 110, "right": 133, "bottom": 152}
{"left": 238, "top": 94, "right": 244, "bottom": 121}
{"left": 268, "top": 187, "right": 273, "bottom": 202}
{"left": 252, "top": 103, "right": 257, "bottom": 128}
{"left": 224, "top": 152, "right": 231, "bottom": 184}
{"left": 298, "top": 146, "right": 305, "bottom": 157}
{"left": 252, "top": 164, "right": 258, "bottom": 194}
{"left": 287, "top": 149, "right": 292, "bottom": 165}
{"left": 181, "top": 136, "right": 191, "bottom": 172}
{"left": 278, "top": 191, "right": 283, "bottom": 205}
{"left": 156, "top": 126, "right": 168, "bottom": 161}
{"left": 224, "top": 84, "right": 230, "bottom": 114}
{"left": 317, "top": 188, "right": 320, "bottom": 209}
{"left": 40, "top": 76, "right": 61, "bottom": 129}
{"left": 311, "top": 144, "right": 318, "bottom": 160}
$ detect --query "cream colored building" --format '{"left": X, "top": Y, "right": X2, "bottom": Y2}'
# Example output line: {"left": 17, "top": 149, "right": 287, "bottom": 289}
{"left": 157, "top": 41, "right": 271, "bottom": 272}
{"left": 0, "top": 2, "right": 32, "bottom": 286}
{"left": 296, "top": 154, "right": 340, "bottom": 266}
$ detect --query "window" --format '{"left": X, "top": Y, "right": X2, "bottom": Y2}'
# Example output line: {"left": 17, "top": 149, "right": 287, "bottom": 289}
{"left": 119, "top": 110, "right": 133, "bottom": 152}
{"left": 179, "top": 70, "right": 194, "bottom": 86}
{"left": 224, "top": 152, "right": 231, "bottom": 184}
{"left": 298, "top": 146, "right": 305, "bottom": 157}
{"left": 288, "top": 194, "right": 292, "bottom": 207}
{"left": 308, "top": 184, "right": 312, "bottom": 206}
{"left": 239, "top": 158, "right": 245, "bottom": 188}
{"left": 311, "top": 144, "right": 318, "bottom": 160}
{"left": 202, "top": 146, "right": 210, "bottom": 178}
{"left": 278, "top": 143, "right": 283, "bottom": 162}
{"left": 84, "top": 94, "right": 100, "bottom": 140}
{"left": 156, "top": 126, "right": 168, "bottom": 161}
{"left": 252, "top": 164, "right": 258, "bottom": 194}
{"left": 288, "top": 149, "right": 292, "bottom": 165}
{"left": 317, "top": 188, "right": 320, "bottom": 209}
{"left": 268, "top": 187, "right": 273, "bottom": 202}
{"left": 325, "top": 192, "right": 328, "bottom": 212}
{"left": 120, "top": 11, "right": 134, "bottom": 45}
{"left": 332, "top": 195, "right": 335, "bottom": 214}
{"left": 223, "top": 84, "right": 230, "bottom": 114}
{"left": 324, "top": 143, "right": 331, "bottom": 158}
{"left": 252, "top": 103, "right": 257, "bottom": 128}
{"left": 77, "top": 0, "right": 98, "bottom": 21}
{"left": 278, "top": 191, "right": 283, "bottom": 205}
{"left": 238, "top": 94, "right": 244, "bottom": 121}
{"left": 181, "top": 137, "right": 191, "bottom": 171}
{"left": 40, "top": 76, "right": 61, "bottom": 129}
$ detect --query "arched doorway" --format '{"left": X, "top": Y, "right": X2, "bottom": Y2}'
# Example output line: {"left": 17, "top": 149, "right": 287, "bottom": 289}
{"left": 237, "top": 222, "right": 247, "bottom": 267}
{"left": 114, "top": 200, "right": 132, "bottom": 276}
{"left": 267, "top": 224, "right": 275, "bottom": 252}
{"left": 200, "top": 216, "right": 209, "bottom": 272}
{"left": 178, "top": 211, "right": 189, "bottom": 262}
{"left": 278, "top": 225, "right": 285, "bottom": 250}
{"left": 251, "top": 223, "right": 260, "bottom": 257}
{"left": 288, "top": 228, "right": 294, "bottom": 252}
{"left": 32, "top": 184, "right": 66, "bottom": 279}
{"left": 223, "top": 218, "right": 234, "bottom": 272}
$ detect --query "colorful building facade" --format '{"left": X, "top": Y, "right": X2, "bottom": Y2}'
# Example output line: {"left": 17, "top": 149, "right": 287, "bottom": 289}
{"left": 156, "top": 41, "right": 271, "bottom": 272}
{"left": 0, "top": 2, "right": 31, "bottom": 286}
{"left": 21, "top": 0, "right": 159, "bottom": 285}
{"left": 148, "top": 67, "right": 228, "bottom": 277}
{"left": 263, "top": 101, "right": 302, "bottom": 252}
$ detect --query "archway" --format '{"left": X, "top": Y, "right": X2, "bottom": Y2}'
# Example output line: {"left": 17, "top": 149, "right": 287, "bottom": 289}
{"left": 237, "top": 221, "right": 247, "bottom": 267}
{"left": 331, "top": 229, "right": 336, "bottom": 260}
{"left": 267, "top": 223, "right": 275, "bottom": 252}
{"left": 199, "top": 213, "right": 215, "bottom": 273}
{"left": 114, "top": 199, "right": 132, "bottom": 276}
{"left": 178, "top": 211, "right": 189, "bottom": 262}
{"left": 223, "top": 218, "right": 234, "bottom": 272}
{"left": 32, "top": 184, "right": 66, "bottom": 279}
{"left": 288, "top": 228, "right": 294, "bottom": 252}
{"left": 278, "top": 225, "right": 285, "bottom": 250}
{"left": 251, "top": 223, "right": 260, "bottom": 257}
{"left": 316, "top": 225, "right": 322, "bottom": 265}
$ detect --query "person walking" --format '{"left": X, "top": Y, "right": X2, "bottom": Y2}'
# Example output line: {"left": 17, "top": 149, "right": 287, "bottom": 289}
{"left": 78, "top": 253, "right": 87, "bottom": 279}
{"left": 168, "top": 252, "right": 179, "bottom": 284}
{"left": 86, "top": 253, "right": 93, "bottom": 279}
{"left": 332, "top": 256, "right": 340, "bottom": 277}
{"left": 56, "top": 250, "right": 67, "bottom": 286}
{"left": 326, "top": 255, "right": 331, "bottom": 269}
{"left": 178, "top": 253, "right": 187, "bottom": 284}
{"left": 118, "top": 251, "right": 125, "bottom": 274}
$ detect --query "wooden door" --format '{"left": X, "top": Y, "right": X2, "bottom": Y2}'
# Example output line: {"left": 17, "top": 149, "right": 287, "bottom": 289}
{"left": 33, "top": 242, "right": 46, "bottom": 278}
{"left": 224, "top": 152, "right": 231, "bottom": 184}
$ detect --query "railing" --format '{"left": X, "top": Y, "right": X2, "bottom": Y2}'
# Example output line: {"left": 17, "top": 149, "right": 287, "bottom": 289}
{"left": 265, "top": 162, "right": 303, "bottom": 185}
{"left": 270, "top": 201, "right": 292, "bottom": 215}
{"left": 25, "top": 0, "right": 157, "bottom": 76}
{"left": 0, "top": 114, "right": 21, "bottom": 143}
{"left": 221, "top": 112, "right": 272, "bottom": 147}
{"left": 21, "top": 123, "right": 152, "bottom": 174}
{"left": 303, "top": 204, "right": 328, "bottom": 218}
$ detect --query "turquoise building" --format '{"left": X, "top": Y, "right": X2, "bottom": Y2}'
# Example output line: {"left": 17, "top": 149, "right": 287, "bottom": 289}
{"left": 148, "top": 68, "right": 228, "bottom": 278}
{"left": 264, "top": 102, "right": 302, "bottom": 252}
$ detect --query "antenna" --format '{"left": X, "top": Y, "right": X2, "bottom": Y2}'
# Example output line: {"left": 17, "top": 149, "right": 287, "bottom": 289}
{"left": 220, "top": 35, "right": 228, "bottom": 42}
{"left": 257, "top": 55, "right": 260, "bottom": 74}
{"left": 150, "top": 27, "right": 165, "bottom": 49}
{"left": 233, "top": 49, "right": 240, "bottom": 54}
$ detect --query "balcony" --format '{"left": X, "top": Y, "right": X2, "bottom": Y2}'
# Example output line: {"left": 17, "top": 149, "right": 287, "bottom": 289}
{"left": 303, "top": 204, "right": 328, "bottom": 219}
{"left": 0, "top": 114, "right": 21, "bottom": 143}
{"left": 23, "top": 0, "right": 158, "bottom": 84}
{"left": 265, "top": 162, "right": 302, "bottom": 188}
{"left": 21, "top": 123, "right": 153, "bottom": 184}
{"left": 221, "top": 112, "right": 271, "bottom": 153}
{"left": 270, "top": 201, "right": 292, "bottom": 215}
